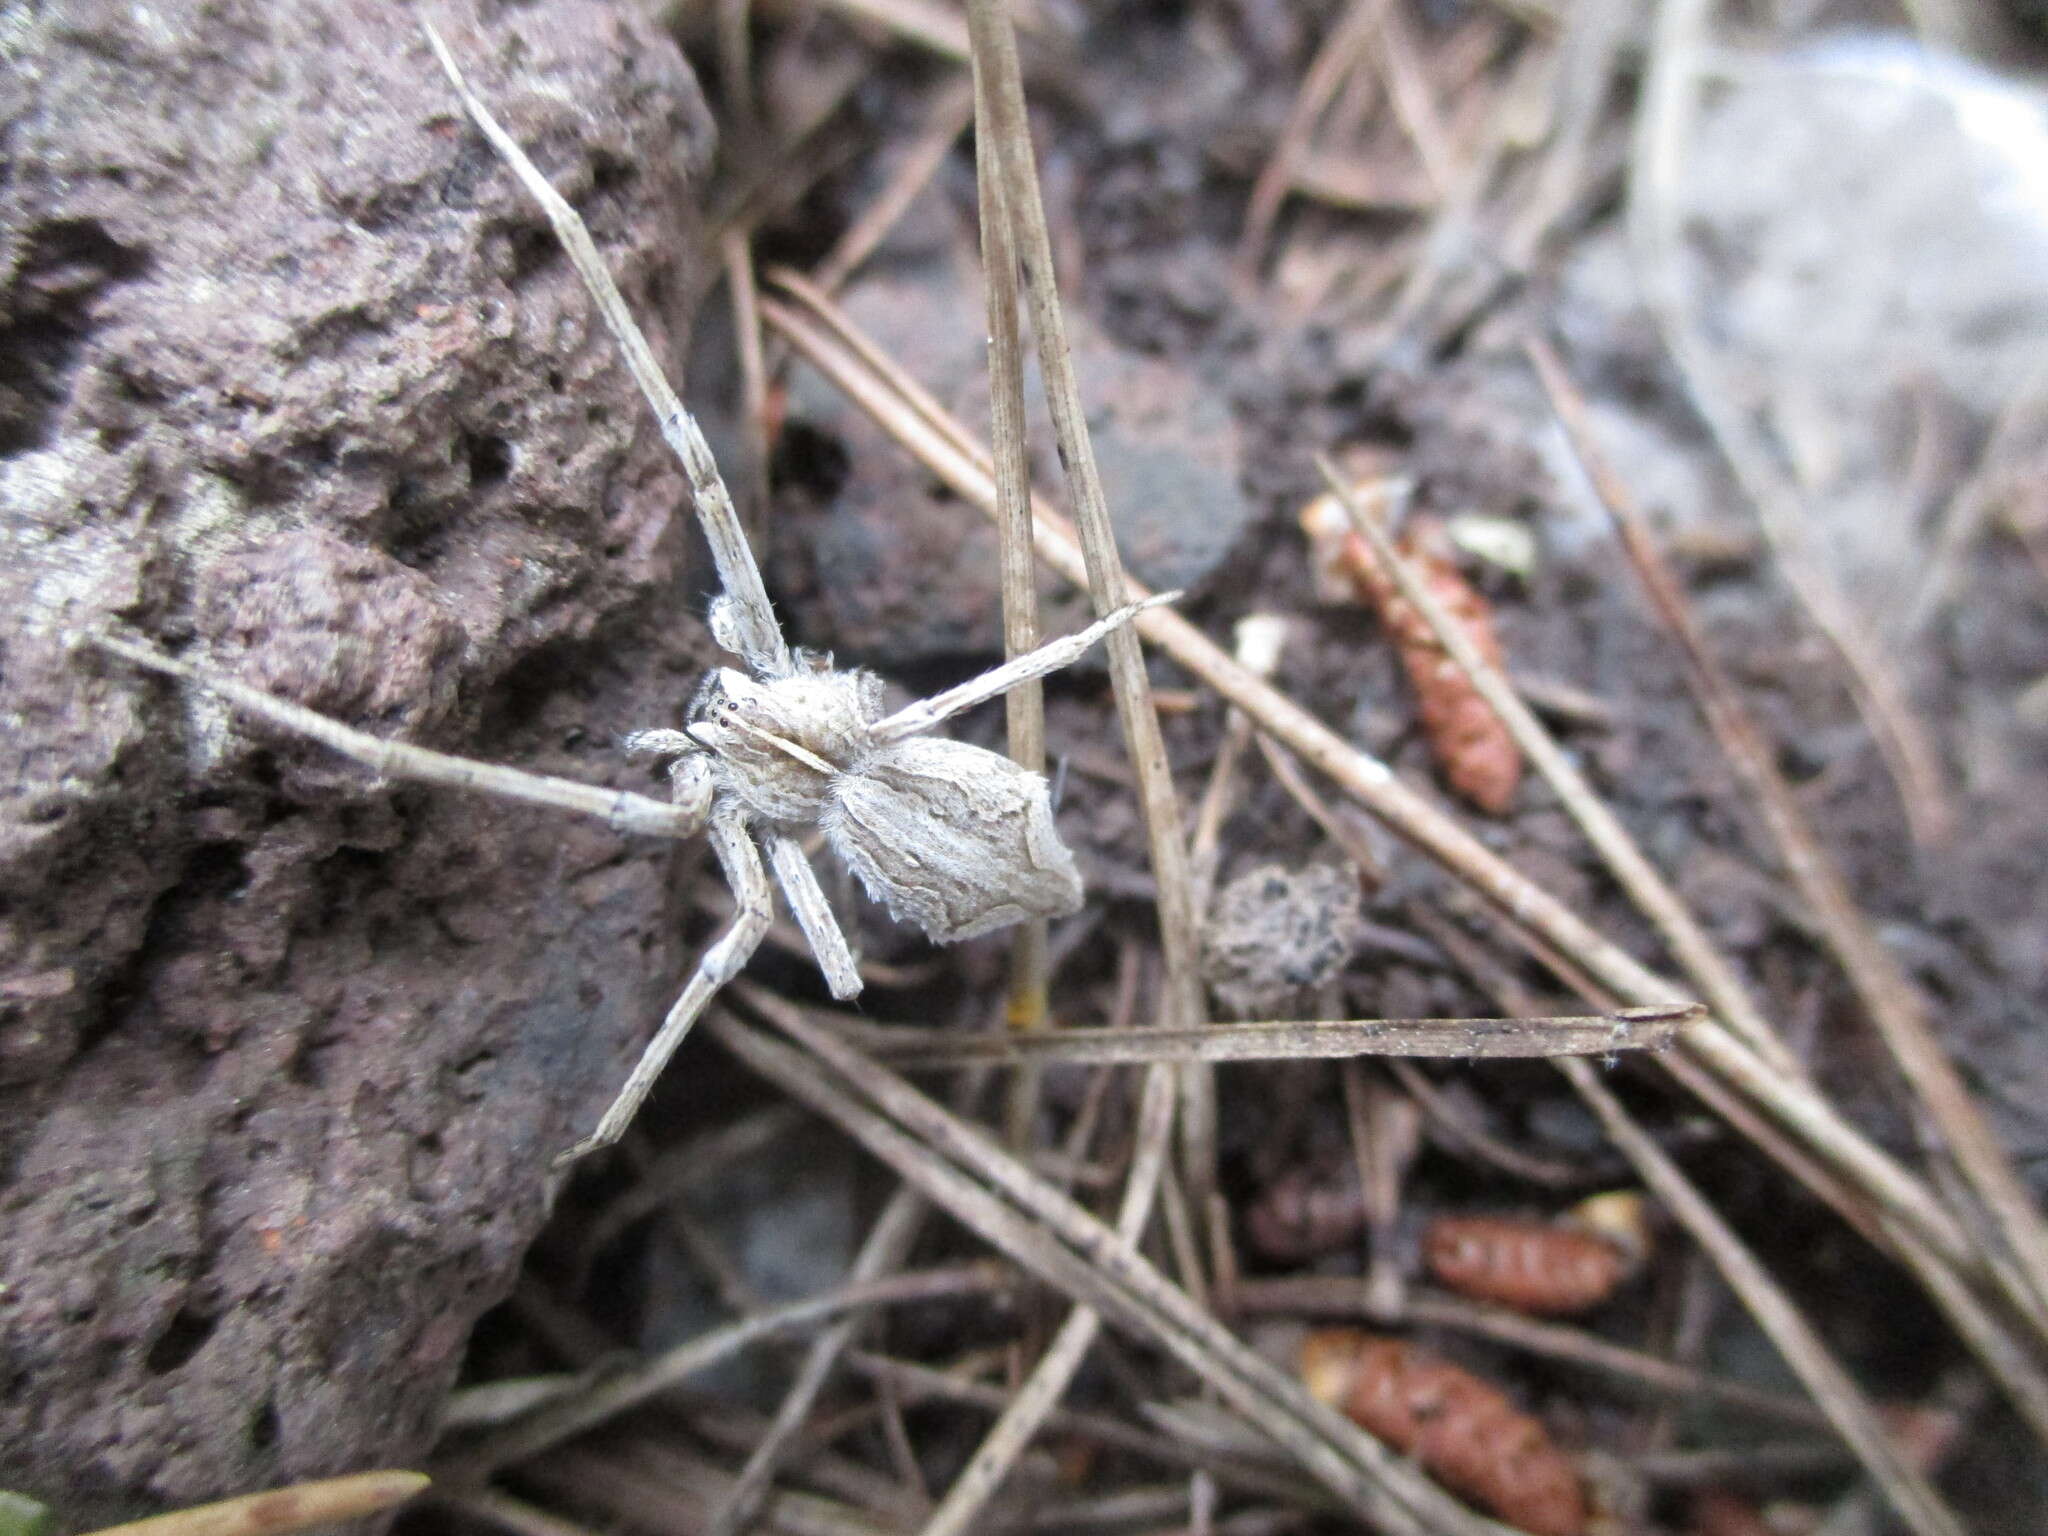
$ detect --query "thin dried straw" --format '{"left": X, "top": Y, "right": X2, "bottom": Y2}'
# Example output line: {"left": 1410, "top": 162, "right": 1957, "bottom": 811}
{"left": 972, "top": 28, "right": 1053, "bottom": 1143}
{"left": 1236, "top": 0, "right": 1390, "bottom": 282}
{"left": 1630, "top": 0, "right": 1952, "bottom": 849}
{"left": 960, "top": 0, "right": 1207, "bottom": 1041}
{"left": 1561, "top": 1057, "right": 1967, "bottom": 1536}
{"left": 524, "top": 1442, "right": 891, "bottom": 1536}
{"left": 1187, "top": 616, "right": 1292, "bottom": 909}
{"left": 1182, "top": 616, "right": 1291, "bottom": 1264}
{"left": 1315, "top": 452, "right": 1797, "bottom": 1080}
{"left": 703, "top": 1188, "right": 928, "bottom": 1536}
{"left": 813, "top": 79, "right": 974, "bottom": 295}
{"left": 839, "top": 1004, "right": 1700, "bottom": 1064}
{"left": 1459, "top": 883, "right": 2048, "bottom": 1448}
{"left": 754, "top": 277, "right": 1977, "bottom": 1277}
{"left": 1323, "top": 447, "right": 2048, "bottom": 1433}
{"left": 1527, "top": 332, "right": 2048, "bottom": 1409}
{"left": 434, "top": 1263, "right": 1009, "bottom": 1481}
{"left": 78, "top": 1475, "right": 429, "bottom": 1536}
{"left": 1364, "top": 0, "right": 1455, "bottom": 194}
{"left": 1384, "top": 1053, "right": 1594, "bottom": 1190}
{"left": 720, "top": 225, "right": 770, "bottom": 542}
{"left": 821, "top": 0, "right": 973, "bottom": 60}
{"left": 708, "top": 990, "right": 1516, "bottom": 1536}
{"left": 1424, "top": 885, "right": 1970, "bottom": 1536}
{"left": 911, "top": 8, "right": 1193, "bottom": 1529}
{"left": 853, "top": 1352, "right": 1343, "bottom": 1513}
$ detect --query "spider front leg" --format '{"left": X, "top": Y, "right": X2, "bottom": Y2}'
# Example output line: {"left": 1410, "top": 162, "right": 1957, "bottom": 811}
{"left": 762, "top": 832, "right": 862, "bottom": 1001}
{"left": 557, "top": 805, "right": 774, "bottom": 1166}
{"left": 631, "top": 734, "right": 859, "bottom": 1000}
{"left": 95, "top": 632, "right": 698, "bottom": 838}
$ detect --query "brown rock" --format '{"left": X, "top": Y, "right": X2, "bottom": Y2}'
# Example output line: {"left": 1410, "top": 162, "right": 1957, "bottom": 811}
{"left": 0, "top": 2, "right": 714, "bottom": 1519}
{"left": 773, "top": 252, "right": 1252, "bottom": 667}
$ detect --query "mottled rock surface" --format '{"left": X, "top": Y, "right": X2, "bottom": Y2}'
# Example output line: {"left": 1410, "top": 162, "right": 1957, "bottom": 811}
{"left": 772, "top": 244, "right": 1253, "bottom": 668}
{"left": 0, "top": 1, "right": 715, "bottom": 1518}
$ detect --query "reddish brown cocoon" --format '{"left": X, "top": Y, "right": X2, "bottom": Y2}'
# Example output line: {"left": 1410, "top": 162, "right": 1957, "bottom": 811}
{"left": 1304, "top": 501, "right": 1522, "bottom": 814}
{"left": 1301, "top": 1330, "right": 1586, "bottom": 1536}
{"left": 1424, "top": 1215, "right": 1630, "bottom": 1317}
{"left": 1686, "top": 1490, "right": 1778, "bottom": 1536}
{"left": 1244, "top": 1165, "right": 1369, "bottom": 1261}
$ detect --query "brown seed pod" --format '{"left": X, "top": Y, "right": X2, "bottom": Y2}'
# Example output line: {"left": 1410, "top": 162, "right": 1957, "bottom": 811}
{"left": 1685, "top": 1490, "right": 1779, "bottom": 1536}
{"left": 1243, "top": 1163, "right": 1369, "bottom": 1261}
{"left": 1301, "top": 492, "right": 1522, "bottom": 814}
{"left": 1424, "top": 1214, "right": 1634, "bottom": 1317}
{"left": 1301, "top": 1330, "right": 1586, "bottom": 1536}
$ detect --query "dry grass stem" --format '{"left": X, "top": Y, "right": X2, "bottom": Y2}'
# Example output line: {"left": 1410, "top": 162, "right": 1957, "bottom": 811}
{"left": 1658, "top": 1031, "right": 2048, "bottom": 1448}
{"left": 960, "top": 0, "right": 1207, "bottom": 1037}
{"left": 1236, "top": 0, "right": 1391, "bottom": 283}
{"left": 851, "top": 1352, "right": 1338, "bottom": 1513}
{"left": 971, "top": 38, "right": 1053, "bottom": 1146}
{"left": 839, "top": 1005, "right": 1699, "bottom": 1064}
{"left": 906, "top": 10, "right": 1198, "bottom": 1528}
{"left": 714, "top": 0, "right": 758, "bottom": 145}
{"left": 1316, "top": 454, "right": 1796, "bottom": 1080}
{"left": 813, "top": 79, "right": 975, "bottom": 295}
{"left": 720, "top": 225, "right": 770, "bottom": 540}
{"left": 1907, "top": 368, "right": 2048, "bottom": 633}
{"left": 704, "top": 1188, "right": 928, "bottom": 1536}
{"left": 77, "top": 1475, "right": 428, "bottom": 1536}
{"left": 1188, "top": 617, "right": 1292, "bottom": 929}
{"left": 755, "top": 276, "right": 1975, "bottom": 1279}
{"left": 1384, "top": 1057, "right": 1593, "bottom": 1190}
{"left": 1629, "top": 0, "right": 1952, "bottom": 849}
{"left": 819, "top": 0, "right": 973, "bottom": 61}
{"left": 526, "top": 1442, "right": 891, "bottom": 1536}
{"left": 1365, "top": 0, "right": 1456, "bottom": 194}
{"left": 1454, "top": 871, "right": 2048, "bottom": 1441}
{"left": 710, "top": 992, "right": 1512, "bottom": 1536}
{"left": 919, "top": 982, "right": 1179, "bottom": 1536}
{"left": 672, "top": 1398, "right": 932, "bottom": 1522}
{"left": 1499, "top": 0, "right": 1627, "bottom": 265}
{"left": 435, "top": 1263, "right": 1011, "bottom": 1481}
{"left": 1561, "top": 1058, "right": 1967, "bottom": 1536}
{"left": 1184, "top": 614, "right": 1291, "bottom": 1266}
{"left": 1252, "top": 734, "right": 1387, "bottom": 884}
{"left": 1528, "top": 335, "right": 2048, "bottom": 1345}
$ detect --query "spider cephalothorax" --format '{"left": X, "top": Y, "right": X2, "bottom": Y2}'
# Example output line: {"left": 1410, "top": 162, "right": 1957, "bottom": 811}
{"left": 681, "top": 662, "right": 882, "bottom": 822}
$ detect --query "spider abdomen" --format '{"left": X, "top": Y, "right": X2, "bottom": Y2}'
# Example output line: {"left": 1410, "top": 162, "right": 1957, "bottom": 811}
{"left": 824, "top": 737, "right": 1083, "bottom": 944}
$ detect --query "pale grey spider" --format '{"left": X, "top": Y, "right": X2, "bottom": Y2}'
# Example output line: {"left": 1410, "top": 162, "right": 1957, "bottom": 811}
{"left": 94, "top": 26, "right": 1168, "bottom": 1166}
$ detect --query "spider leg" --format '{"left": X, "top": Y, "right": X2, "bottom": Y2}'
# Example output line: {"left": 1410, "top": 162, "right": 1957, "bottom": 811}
{"left": 867, "top": 592, "right": 1178, "bottom": 744}
{"left": 422, "top": 23, "right": 791, "bottom": 682}
{"left": 762, "top": 832, "right": 862, "bottom": 1001}
{"left": 557, "top": 807, "right": 771, "bottom": 1165}
{"left": 92, "top": 632, "right": 699, "bottom": 839}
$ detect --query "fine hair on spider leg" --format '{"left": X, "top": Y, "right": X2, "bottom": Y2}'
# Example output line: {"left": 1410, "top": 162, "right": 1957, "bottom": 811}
{"left": 87, "top": 26, "right": 1170, "bottom": 1169}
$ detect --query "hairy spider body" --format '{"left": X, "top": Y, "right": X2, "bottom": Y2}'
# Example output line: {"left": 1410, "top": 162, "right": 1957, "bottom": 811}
{"left": 88, "top": 27, "right": 1164, "bottom": 1167}
{"left": 673, "top": 642, "right": 1086, "bottom": 943}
